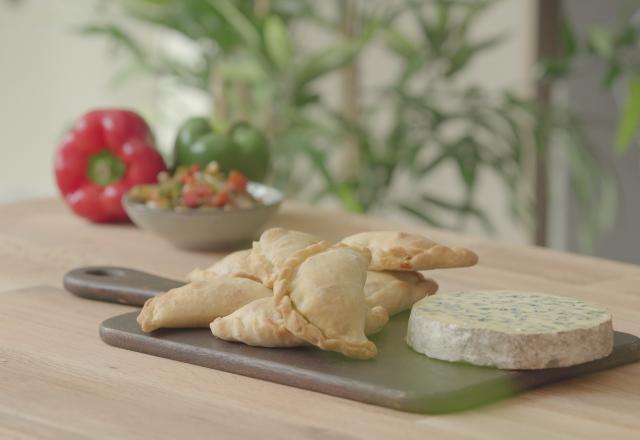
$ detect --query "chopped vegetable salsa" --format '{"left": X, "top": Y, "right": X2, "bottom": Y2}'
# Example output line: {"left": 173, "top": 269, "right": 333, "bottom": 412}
{"left": 128, "top": 162, "right": 259, "bottom": 210}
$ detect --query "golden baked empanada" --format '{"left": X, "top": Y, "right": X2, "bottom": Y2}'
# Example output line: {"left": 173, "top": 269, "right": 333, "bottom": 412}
{"left": 187, "top": 249, "right": 258, "bottom": 282}
{"left": 365, "top": 271, "right": 438, "bottom": 316}
{"left": 211, "top": 298, "right": 388, "bottom": 347}
{"left": 249, "top": 228, "right": 325, "bottom": 286}
{"left": 342, "top": 231, "right": 478, "bottom": 271}
{"left": 364, "top": 304, "right": 389, "bottom": 335}
{"left": 137, "top": 276, "right": 271, "bottom": 332}
{"left": 187, "top": 229, "right": 323, "bottom": 286}
{"left": 274, "top": 242, "right": 377, "bottom": 359}
{"left": 186, "top": 268, "right": 214, "bottom": 283}
{"left": 211, "top": 297, "right": 305, "bottom": 347}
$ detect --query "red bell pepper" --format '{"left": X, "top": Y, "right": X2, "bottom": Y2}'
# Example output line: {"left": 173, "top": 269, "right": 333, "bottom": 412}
{"left": 54, "top": 109, "right": 167, "bottom": 222}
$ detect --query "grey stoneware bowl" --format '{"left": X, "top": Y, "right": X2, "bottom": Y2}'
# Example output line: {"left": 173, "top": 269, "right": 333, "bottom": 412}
{"left": 123, "top": 182, "right": 283, "bottom": 251}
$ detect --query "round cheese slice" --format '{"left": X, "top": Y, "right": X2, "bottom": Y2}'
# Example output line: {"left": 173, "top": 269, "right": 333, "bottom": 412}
{"left": 407, "top": 291, "right": 614, "bottom": 369}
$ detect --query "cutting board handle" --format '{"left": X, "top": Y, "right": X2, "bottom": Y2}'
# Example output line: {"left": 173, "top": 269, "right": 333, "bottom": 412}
{"left": 63, "top": 266, "right": 184, "bottom": 307}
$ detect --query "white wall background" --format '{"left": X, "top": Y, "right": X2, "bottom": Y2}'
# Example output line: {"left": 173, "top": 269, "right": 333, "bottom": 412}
{"left": 0, "top": 1, "right": 155, "bottom": 203}
{"left": 0, "top": 0, "right": 534, "bottom": 244}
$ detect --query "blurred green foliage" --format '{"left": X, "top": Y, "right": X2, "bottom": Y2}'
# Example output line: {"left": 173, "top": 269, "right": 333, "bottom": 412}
{"left": 76, "top": 0, "right": 630, "bottom": 242}
{"left": 539, "top": 7, "right": 640, "bottom": 248}
{"left": 541, "top": 8, "right": 640, "bottom": 153}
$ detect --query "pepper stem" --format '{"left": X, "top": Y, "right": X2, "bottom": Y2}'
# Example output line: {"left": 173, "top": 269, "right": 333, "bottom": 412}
{"left": 88, "top": 150, "right": 126, "bottom": 186}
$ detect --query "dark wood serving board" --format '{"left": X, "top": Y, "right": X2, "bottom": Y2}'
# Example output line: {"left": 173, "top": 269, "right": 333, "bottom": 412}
{"left": 100, "top": 312, "right": 640, "bottom": 414}
{"left": 66, "top": 266, "right": 640, "bottom": 414}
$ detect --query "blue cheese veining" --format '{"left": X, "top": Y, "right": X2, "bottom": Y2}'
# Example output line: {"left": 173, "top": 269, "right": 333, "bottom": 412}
{"left": 407, "top": 291, "right": 614, "bottom": 369}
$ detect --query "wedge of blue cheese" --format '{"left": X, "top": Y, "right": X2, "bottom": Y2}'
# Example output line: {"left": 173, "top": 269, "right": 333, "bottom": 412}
{"left": 407, "top": 291, "right": 614, "bottom": 369}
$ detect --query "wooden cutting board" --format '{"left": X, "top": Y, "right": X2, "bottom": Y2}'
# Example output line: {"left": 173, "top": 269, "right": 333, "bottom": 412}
{"left": 100, "top": 311, "right": 640, "bottom": 414}
{"left": 65, "top": 266, "right": 640, "bottom": 414}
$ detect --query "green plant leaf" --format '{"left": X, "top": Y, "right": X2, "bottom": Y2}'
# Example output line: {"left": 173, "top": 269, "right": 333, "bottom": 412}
{"left": 603, "top": 61, "right": 622, "bottom": 88}
{"left": 425, "top": 0, "right": 450, "bottom": 54}
{"left": 406, "top": 0, "right": 440, "bottom": 55}
{"left": 78, "top": 23, "right": 145, "bottom": 60}
{"left": 540, "top": 58, "right": 570, "bottom": 78}
{"left": 458, "top": 0, "right": 495, "bottom": 37}
{"left": 109, "top": 62, "right": 148, "bottom": 88}
{"left": 294, "top": 92, "right": 320, "bottom": 106}
{"left": 264, "top": 15, "right": 292, "bottom": 69}
{"left": 587, "top": 26, "right": 613, "bottom": 57}
{"left": 271, "top": 0, "right": 313, "bottom": 18}
{"left": 293, "top": 14, "right": 377, "bottom": 89}
{"left": 415, "top": 149, "right": 450, "bottom": 175}
{"left": 336, "top": 183, "right": 364, "bottom": 213}
{"left": 207, "top": 0, "right": 261, "bottom": 50}
{"left": 434, "top": 0, "right": 451, "bottom": 40}
{"left": 454, "top": 137, "right": 479, "bottom": 188}
{"left": 218, "top": 58, "right": 265, "bottom": 82}
{"left": 397, "top": 203, "right": 441, "bottom": 227}
{"left": 118, "top": 0, "right": 241, "bottom": 49}
{"left": 615, "top": 24, "right": 638, "bottom": 46}
{"left": 446, "top": 34, "right": 504, "bottom": 76}
{"left": 383, "top": 27, "right": 420, "bottom": 59}
{"left": 294, "top": 41, "right": 361, "bottom": 89}
{"left": 299, "top": 142, "right": 364, "bottom": 212}
{"left": 615, "top": 75, "right": 640, "bottom": 153}
{"left": 421, "top": 193, "right": 494, "bottom": 233}
{"left": 325, "top": 110, "right": 375, "bottom": 162}
{"left": 446, "top": 45, "right": 472, "bottom": 76}
{"left": 560, "top": 19, "right": 577, "bottom": 58}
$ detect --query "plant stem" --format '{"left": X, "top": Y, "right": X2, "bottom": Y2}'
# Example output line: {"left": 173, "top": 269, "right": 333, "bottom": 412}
{"left": 237, "top": 81, "right": 250, "bottom": 122}
{"left": 339, "top": 0, "right": 361, "bottom": 181}
{"left": 253, "top": 0, "right": 275, "bottom": 138}
{"left": 534, "top": 0, "right": 561, "bottom": 246}
{"left": 211, "top": 70, "right": 228, "bottom": 127}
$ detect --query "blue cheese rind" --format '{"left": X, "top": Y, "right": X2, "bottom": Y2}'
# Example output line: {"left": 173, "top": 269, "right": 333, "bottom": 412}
{"left": 407, "top": 291, "right": 614, "bottom": 369}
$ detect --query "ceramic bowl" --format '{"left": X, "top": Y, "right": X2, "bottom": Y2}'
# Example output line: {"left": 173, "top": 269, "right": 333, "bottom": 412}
{"left": 123, "top": 182, "right": 283, "bottom": 251}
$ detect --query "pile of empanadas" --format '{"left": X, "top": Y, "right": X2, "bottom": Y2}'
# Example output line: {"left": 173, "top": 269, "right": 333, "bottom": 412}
{"left": 137, "top": 228, "right": 478, "bottom": 359}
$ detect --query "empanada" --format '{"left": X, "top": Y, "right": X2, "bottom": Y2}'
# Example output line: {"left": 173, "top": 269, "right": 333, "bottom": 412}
{"left": 187, "top": 249, "right": 258, "bottom": 282}
{"left": 211, "top": 297, "right": 388, "bottom": 347}
{"left": 274, "top": 242, "right": 377, "bottom": 359}
{"left": 342, "top": 231, "right": 478, "bottom": 271}
{"left": 249, "top": 228, "right": 325, "bottom": 287}
{"left": 364, "top": 304, "right": 389, "bottom": 335}
{"left": 365, "top": 271, "right": 438, "bottom": 316}
{"left": 195, "top": 263, "right": 388, "bottom": 335}
{"left": 211, "top": 297, "right": 305, "bottom": 347}
{"left": 137, "top": 275, "right": 271, "bottom": 332}
{"left": 187, "top": 229, "right": 323, "bottom": 286}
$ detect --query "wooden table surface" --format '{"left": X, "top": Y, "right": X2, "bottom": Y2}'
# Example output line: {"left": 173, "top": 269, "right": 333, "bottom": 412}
{"left": 1, "top": 198, "right": 639, "bottom": 439}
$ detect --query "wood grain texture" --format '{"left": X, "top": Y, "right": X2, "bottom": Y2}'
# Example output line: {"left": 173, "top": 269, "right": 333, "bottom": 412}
{"left": 1, "top": 198, "right": 640, "bottom": 439}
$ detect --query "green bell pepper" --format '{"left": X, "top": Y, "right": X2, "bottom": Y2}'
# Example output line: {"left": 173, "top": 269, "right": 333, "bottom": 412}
{"left": 173, "top": 117, "right": 270, "bottom": 182}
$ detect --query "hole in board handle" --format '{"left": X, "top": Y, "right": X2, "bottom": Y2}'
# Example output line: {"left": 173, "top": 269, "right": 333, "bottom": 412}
{"left": 85, "top": 268, "right": 127, "bottom": 277}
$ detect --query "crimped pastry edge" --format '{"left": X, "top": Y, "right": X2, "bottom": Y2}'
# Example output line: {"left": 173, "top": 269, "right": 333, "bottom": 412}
{"left": 368, "top": 245, "right": 478, "bottom": 271}
{"left": 273, "top": 241, "right": 378, "bottom": 360}
{"left": 342, "top": 231, "right": 479, "bottom": 271}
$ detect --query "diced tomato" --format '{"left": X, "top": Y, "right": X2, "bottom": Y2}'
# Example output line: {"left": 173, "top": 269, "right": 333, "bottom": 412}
{"left": 226, "top": 170, "right": 248, "bottom": 192}
{"left": 190, "top": 164, "right": 200, "bottom": 173}
{"left": 211, "top": 191, "right": 230, "bottom": 207}
{"left": 182, "top": 191, "right": 201, "bottom": 208}
{"left": 181, "top": 184, "right": 211, "bottom": 208}
{"left": 180, "top": 174, "right": 195, "bottom": 185}
{"left": 191, "top": 184, "right": 212, "bottom": 197}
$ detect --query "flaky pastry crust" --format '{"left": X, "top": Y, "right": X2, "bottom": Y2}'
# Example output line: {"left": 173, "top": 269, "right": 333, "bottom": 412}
{"left": 342, "top": 231, "right": 478, "bottom": 271}
{"left": 274, "top": 241, "right": 378, "bottom": 360}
